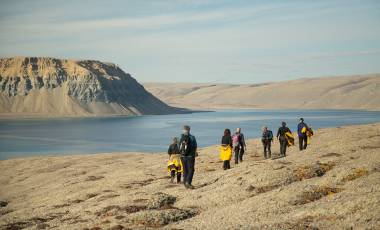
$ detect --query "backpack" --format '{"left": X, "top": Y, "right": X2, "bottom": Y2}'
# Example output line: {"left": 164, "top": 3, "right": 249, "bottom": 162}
{"left": 232, "top": 134, "right": 241, "bottom": 147}
{"left": 268, "top": 130, "right": 273, "bottom": 140}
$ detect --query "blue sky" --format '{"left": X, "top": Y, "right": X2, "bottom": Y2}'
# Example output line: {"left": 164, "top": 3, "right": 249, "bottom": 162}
{"left": 0, "top": 0, "right": 379, "bottom": 83}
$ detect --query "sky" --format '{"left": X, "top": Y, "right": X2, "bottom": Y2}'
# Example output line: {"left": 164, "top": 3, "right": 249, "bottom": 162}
{"left": 0, "top": 0, "right": 379, "bottom": 83}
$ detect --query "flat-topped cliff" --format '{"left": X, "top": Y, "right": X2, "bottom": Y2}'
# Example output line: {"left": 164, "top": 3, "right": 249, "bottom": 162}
{"left": 0, "top": 57, "right": 187, "bottom": 117}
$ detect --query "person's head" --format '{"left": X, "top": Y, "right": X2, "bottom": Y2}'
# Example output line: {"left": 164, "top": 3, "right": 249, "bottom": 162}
{"left": 236, "top": 127, "right": 241, "bottom": 133}
{"left": 299, "top": 118, "right": 304, "bottom": 123}
{"left": 224, "top": 129, "right": 231, "bottom": 136}
{"left": 183, "top": 125, "right": 190, "bottom": 135}
{"left": 172, "top": 137, "right": 178, "bottom": 144}
{"left": 282, "top": 121, "right": 287, "bottom": 127}
{"left": 262, "top": 126, "right": 268, "bottom": 132}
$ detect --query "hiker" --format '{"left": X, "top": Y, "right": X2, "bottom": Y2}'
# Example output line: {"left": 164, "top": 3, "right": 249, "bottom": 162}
{"left": 220, "top": 129, "right": 233, "bottom": 170}
{"left": 297, "top": 118, "right": 309, "bottom": 151}
{"left": 276, "top": 122, "right": 292, "bottom": 157}
{"left": 232, "top": 128, "right": 246, "bottom": 164}
{"left": 179, "top": 125, "right": 197, "bottom": 189}
{"left": 167, "top": 137, "right": 183, "bottom": 183}
{"left": 261, "top": 126, "right": 273, "bottom": 159}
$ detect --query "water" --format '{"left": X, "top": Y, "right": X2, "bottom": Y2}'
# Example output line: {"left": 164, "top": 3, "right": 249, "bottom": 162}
{"left": 0, "top": 109, "right": 379, "bottom": 160}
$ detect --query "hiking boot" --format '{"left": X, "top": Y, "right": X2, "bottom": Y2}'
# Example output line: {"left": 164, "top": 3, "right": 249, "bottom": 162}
{"left": 187, "top": 185, "right": 195, "bottom": 189}
{"left": 184, "top": 182, "right": 190, "bottom": 188}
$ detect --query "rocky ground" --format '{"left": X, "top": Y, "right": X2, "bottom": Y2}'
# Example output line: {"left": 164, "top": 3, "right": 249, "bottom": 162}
{"left": 0, "top": 123, "right": 379, "bottom": 229}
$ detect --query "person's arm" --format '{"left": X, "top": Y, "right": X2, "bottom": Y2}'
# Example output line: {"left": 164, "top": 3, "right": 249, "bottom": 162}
{"left": 276, "top": 128, "right": 280, "bottom": 139}
{"left": 168, "top": 145, "right": 172, "bottom": 158}
{"left": 229, "top": 136, "right": 233, "bottom": 147}
{"left": 271, "top": 131, "right": 274, "bottom": 142}
{"left": 193, "top": 136, "right": 197, "bottom": 152}
{"left": 175, "top": 144, "right": 180, "bottom": 154}
{"left": 297, "top": 123, "right": 301, "bottom": 135}
{"left": 242, "top": 134, "right": 246, "bottom": 147}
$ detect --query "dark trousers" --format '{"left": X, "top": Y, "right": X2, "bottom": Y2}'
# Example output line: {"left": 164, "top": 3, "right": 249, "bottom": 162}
{"left": 170, "top": 171, "right": 181, "bottom": 183}
{"left": 223, "top": 160, "right": 231, "bottom": 170}
{"left": 182, "top": 156, "right": 195, "bottom": 185}
{"left": 279, "top": 136, "right": 287, "bottom": 157}
{"left": 234, "top": 146, "right": 244, "bottom": 164}
{"left": 262, "top": 140, "right": 271, "bottom": 159}
{"left": 299, "top": 135, "right": 308, "bottom": 150}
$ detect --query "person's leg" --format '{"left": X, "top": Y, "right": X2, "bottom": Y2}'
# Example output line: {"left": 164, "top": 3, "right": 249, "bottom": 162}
{"left": 268, "top": 141, "right": 272, "bottom": 158}
{"left": 234, "top": 147, "right": 239, "bottom": 164}
{"left": 170, "top": 170, "right": 175, "bottom": 183}
{"left": 223, "top": 161, "right": 227, "bottom": 170}
{"left": 280, "top": 138, "right": 286, "bottom": 156}
{"left": 188, "top": 157, "right": 195, "bottom": 186}
{"left": 182, "top": 157, "right": 188, "bottom": 185}
{"left": 299, "top": 136, "right": 303, "bottom": 150}
{"left": 284, "top": 142, "right": 287, "bottom": 157}
{"left": 239, "top": 148, "right": 244, "bottom": 162}
{"left": 227, "top": 160, "right": 231, "bottom": 169}
{"left": 304, "top": 135, "right": 308, "bottom": 149}
{"left": 262, "top": 141, "right": 267, "bottom": 159}
{"left": 177, "top": 172, "right": 181, "bottom": 183}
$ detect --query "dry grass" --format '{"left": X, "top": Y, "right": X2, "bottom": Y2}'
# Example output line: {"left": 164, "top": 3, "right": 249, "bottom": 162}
{"left": 341, "top": 168, "right": 369, "bottom": 182}
{"left": 292, "top": 161, "right": 335, "bottom": 182}
{"left": 293, "top": 186, "right": 343, "bottom": 205}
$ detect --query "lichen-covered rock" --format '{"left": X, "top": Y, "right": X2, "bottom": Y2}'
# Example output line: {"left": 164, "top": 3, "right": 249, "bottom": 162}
{"left": 147, "top": 192, "right": 177, "bottom": 209}
{"left": 130, "top": 208, "right": 197, "bottom": 227}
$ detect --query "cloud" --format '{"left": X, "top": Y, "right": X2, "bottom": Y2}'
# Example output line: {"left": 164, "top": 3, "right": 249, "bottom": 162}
{"left": 298, "top": 50, "right": 380, "bottom": 62}
{"left": 1, "top": 0, "right": 380, "bottom": 83}
{"left": 0, "top": 3, "right": 280, "bottom": 35}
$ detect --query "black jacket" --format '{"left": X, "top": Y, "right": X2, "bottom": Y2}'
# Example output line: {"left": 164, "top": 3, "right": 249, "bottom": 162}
{"left": 221, "top": 135, "right": 232, "bottom": 147}
{"left": 276, "top": 127, "right": 291, "bottom": 138}
{"left": 179, "top": 134, "right": 197, "bottom": 157}
{"left": 262, "top": 130, "right": 273, "bottom": 141}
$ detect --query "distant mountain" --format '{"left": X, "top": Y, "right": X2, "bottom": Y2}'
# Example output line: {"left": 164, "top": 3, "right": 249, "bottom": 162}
{"left": 0, "top": 57, "right": 187, "bottom": 117}
{"left": 144, "top": 74, "right": 380, "bottom": 111}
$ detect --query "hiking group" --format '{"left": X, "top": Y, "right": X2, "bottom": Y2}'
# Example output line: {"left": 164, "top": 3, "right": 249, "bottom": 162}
{"left": 167, "top": 118, "right": 313, "bottom": 189}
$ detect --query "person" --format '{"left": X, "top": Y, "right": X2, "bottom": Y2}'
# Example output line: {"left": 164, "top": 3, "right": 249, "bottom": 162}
{"left": 232, "top": 128, "right": 246, "bottom": 164}
{"left": 179, "top": 125, "right": 197, "bottom": 189}
{"left": 167, "top": 137, "right": 183, "bottom": 183}
{"left": 297, "top": 118, "right": 309, "bottom": 151}
{"left": 220, "top": 129, "right": 233, "bottom": 170}
{"left": 261, "top": 126, "right": 273, "bottom": 159}
{"left": 276, "top": 122, "right": 292, "bottom": 157}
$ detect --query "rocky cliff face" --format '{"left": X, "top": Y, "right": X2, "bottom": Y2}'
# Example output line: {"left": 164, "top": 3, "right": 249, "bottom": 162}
{"left": 0, "top": 57, "right": 186, "bottom": 117}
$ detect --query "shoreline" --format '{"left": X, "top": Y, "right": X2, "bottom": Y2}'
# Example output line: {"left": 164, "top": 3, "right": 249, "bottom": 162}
{"left": 1, "top": 107, "right": 379, "bottom": 120}
{"left": 1, "top": 121, "right": 380, "bottom": 161}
